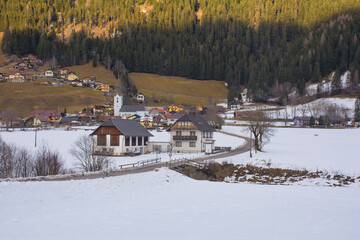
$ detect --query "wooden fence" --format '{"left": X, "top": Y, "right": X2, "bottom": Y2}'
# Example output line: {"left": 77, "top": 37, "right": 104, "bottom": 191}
{"left": 119, "top": 158, "right": 161, "bottom": 169}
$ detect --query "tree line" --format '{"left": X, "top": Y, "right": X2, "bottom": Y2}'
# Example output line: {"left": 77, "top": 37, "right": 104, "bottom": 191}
{"left": 1, "top": 0, "right": 360, "bottom": 101}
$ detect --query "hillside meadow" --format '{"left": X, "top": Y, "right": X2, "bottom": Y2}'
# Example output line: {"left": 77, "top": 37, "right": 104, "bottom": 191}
{"left": 0, "top": 81, "right": 105, "bottom": 116}
{"left": 130, "top": 73, "right": 228, "bottom": 106}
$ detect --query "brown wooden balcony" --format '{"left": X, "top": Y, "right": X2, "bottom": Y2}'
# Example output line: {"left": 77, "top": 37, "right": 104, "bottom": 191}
{"left": 173, "top": 135, "right": 197, "bottom": 141}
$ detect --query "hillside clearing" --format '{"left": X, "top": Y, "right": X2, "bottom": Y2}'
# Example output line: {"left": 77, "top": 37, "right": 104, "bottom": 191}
{"left": 130, "top": 73, "right": 228, "bottom": 106}
{"left": 64, "top": 63, "right": 117, "bottom": 85}
{"left": 0, "top": 82, "right": 105, "bottom": 116}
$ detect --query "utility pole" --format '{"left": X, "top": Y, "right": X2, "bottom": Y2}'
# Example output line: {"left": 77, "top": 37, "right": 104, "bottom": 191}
{"left": 249, "top": 131, "right": 252, "bottom": 158}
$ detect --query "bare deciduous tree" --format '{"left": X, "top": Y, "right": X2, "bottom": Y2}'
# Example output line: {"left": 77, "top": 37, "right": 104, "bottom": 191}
{"left": 14, "top": 147, "right": 33, "bottom": 178}
{"left": 34, "top": 144, "right": 63, "bottom": 176}
{"left": 244, "top": 108, "right": 276, "bottom": 152}
{"left": 70, "top": 135, "right": 109, "bottom": 172}
{"left": 0, "top": 136, "right": 15, "bottom": 178}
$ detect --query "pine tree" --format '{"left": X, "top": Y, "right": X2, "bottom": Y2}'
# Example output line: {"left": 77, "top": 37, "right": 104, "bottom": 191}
{"left": 354, "top": 95, "right": 360, "bottom": 122}
{"left": 331, "top": 71, "right": 341, "bottom": 95}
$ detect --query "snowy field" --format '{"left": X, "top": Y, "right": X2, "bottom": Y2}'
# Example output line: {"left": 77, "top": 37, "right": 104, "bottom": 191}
{"left": 221, "top": 126, "right": 360, "bottom": 175}
{"left": 0, "top": 128, "right": 244, "bottom": 171}
{"left": 0, "top": 167, "right": 359, "bottom": 240}
{"left": 222, "top": 97, "right": 357, "bottom": 120}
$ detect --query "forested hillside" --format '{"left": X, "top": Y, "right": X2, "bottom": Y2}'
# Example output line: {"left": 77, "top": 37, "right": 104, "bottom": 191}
{"left": 1, "top": 0, "right": 360, "bottom": 101}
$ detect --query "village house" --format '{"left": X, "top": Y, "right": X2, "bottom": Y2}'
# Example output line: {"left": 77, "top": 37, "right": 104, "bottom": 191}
{"left": 70, "top": 79, "right": 83, "bottom": 87}
{"left": 168, "top": 114, "right": 215, "bottom": 154}
{"left": 140, "top": 115, "right": 153, "bottom": 129}
{"left": 91, "top": 119, "right": 153, "bottom": 156}
{"left": 82, "top": 76, "right": 96, "bottom": 84}
{"left": 229, "top": 100, "right": 243, "bottom": 110}
{"left": 7, "top": 71, "right": 25, "bottom": 82}
{"left": 167, "top": 104, "right": 184, "bottom": 113}
{"left": 59, "top": 116, "right": 81, "bottom": 126}
{"left": 165, "top": 113, "right": 183, "bottom": 126}
{"left": 136, "top": 93, "right": 145, "bottom": 103}
{"left": 98, "top": 83, "right": 110, "bottom": 93}
{"left": 30, "top": 110, "right": 62, "bottom": 123}
{"left": 44, "top": 70, "right": 54, "bottom": 78}
{"left": 67, "top": 73, "right": 78, "bottom": 81}
{"left": 58, "top": 69, "right": 69, "bottom": 79}
{"left": 14, "top": 61, "right": 32, "bottom": 70}
{"left": 293, "top": 117, "right": 311, "bottom": 126}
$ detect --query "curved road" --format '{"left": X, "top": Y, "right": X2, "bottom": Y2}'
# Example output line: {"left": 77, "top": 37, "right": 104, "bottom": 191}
{"left": 7, "top": 131, "right": 252, "bottom": 182}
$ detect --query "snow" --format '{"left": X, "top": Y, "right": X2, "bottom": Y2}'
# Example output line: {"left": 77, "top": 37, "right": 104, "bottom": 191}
{"left": 0, "top": 168, "right": 359, "bottom": 240}
{"left": 221, "top": 126, "right": 360, "bottom": 175}
{"left": 0, "top": 128, "right": 242, "bottom": 171}
{"left": 1, "top": 124, "right": 360, "bottom": 239}
{"left": 261, "top": 97, "right": 356, "bottom": 119}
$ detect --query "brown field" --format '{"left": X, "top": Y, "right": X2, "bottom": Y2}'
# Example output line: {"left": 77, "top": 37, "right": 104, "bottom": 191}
{"left": 0, "top": 82, "right": 105, "bottom": 117}
{"left": 130, "top": 73, "right": 228, "bottom": 106}
{"left": 65, "top": 63, "right": 117, "bottom": 85}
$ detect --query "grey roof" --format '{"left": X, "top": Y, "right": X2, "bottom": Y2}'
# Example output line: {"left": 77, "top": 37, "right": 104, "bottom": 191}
{"left": 120, "top": 105, "right": 145, "bottom": 112}
{"left": 93, "top": 119, "right": 153, "bottom": 137}
{"left": 175, "top": 114, "right": 215, "bottom": 132}
{"left": 60, "top": 117, "right": 79, "bottom": 123}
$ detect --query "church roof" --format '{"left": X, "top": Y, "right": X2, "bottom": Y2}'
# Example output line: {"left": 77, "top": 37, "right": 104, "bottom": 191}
{"left": 120, "top": 105, "right": 145, "bottom": 112}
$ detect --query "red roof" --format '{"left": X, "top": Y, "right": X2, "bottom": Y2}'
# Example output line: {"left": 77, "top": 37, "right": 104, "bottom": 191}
{"left": 8, "top": 71, "right": 24, "bottom": 76}
{"left": 30, "top": 110, "right": 62, "bottom": 122}
{"left": 104, "top": 116, "right": 122, "bottom": 121}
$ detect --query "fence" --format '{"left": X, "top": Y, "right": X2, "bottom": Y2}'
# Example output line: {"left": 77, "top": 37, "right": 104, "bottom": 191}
{"left": 119, "top": 158, "right": 161, "bottom": 169}
{"left": 165, "top": 158, "right": 204, "bottom": 169}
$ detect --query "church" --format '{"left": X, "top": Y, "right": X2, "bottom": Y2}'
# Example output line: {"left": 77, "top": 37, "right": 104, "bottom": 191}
{"left": 113, "top": 79, "right": 147, "bottom": 119}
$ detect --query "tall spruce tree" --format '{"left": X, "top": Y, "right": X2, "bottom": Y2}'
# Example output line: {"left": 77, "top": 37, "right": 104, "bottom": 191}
{"left": 355, "top": 95, "right": 360, "bottom": 122}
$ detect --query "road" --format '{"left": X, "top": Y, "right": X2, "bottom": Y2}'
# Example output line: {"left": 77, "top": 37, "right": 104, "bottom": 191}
{"left": 6, "top": 130, "right": 252, "bottom": 182}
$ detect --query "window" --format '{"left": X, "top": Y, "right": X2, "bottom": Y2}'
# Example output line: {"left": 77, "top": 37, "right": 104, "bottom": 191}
{"left": 203, "top": 132, "right": 212, "bottom": 138}
{"left": 138, "top": 137, "right": 143, "bottom": 146}
{"left": 110, "top": 135, "right": 119, "bottom": 146}
{"left": 97, "top": 135, "right": 106, "bottom": 146}
{"left": 176, "top": 131, "right": 182, "bottom": 136}
{"left": 144, "top": 137, "right": 148, "bottom": 145}
{"left": 125, "top": 137, "right": 130, "bottom": 146}
{"left": 175, "top": 141, "right": 182, "bottom": 147}
{"left": 189, "top": 142, "right": 196, "bottom": 147}
{"left": 190, "top": 131, "right": 196, "bottom": 136}
{"left": 132, "top": 137, "right": 137, "bottom": 146}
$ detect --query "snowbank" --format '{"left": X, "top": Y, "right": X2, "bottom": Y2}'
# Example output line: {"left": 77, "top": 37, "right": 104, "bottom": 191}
{"left": 0, "top": 168, "right": 359, "bottom": 240}
{"left": 221, "top": 126, "right": 360, "bottom": 175}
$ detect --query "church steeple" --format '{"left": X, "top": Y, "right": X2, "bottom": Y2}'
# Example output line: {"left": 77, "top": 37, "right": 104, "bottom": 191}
{"left": 114, "top": 74, "right": 123, "bottom": 116}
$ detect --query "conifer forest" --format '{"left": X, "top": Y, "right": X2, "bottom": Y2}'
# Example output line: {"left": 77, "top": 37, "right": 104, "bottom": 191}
{"left": 1, "top": 0, "right": 360, "bottom": 100}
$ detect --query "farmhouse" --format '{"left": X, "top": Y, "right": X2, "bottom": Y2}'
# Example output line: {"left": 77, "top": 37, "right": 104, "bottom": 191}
{"left": 44, "top": 70, "right": 54, "bottom": 78}
{"left": 8, "top": 71, "right": 25, "bottom": 82}
{"left": 67, "top": 73, "right": 78, "bottom": 81}
{"left": 168, "top": 114, "right": 215, "bottom": 154}
{"left": 91, "top": 119, "right": 153, "bottom": 156}
{"left": 30, "top": 110, "right": 62, "bottom": 123}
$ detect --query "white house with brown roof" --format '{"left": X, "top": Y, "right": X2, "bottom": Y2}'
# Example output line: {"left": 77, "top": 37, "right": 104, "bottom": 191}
{"left": 91, "top": 119, "right": 153, "bottom": 156}
{"left": 168, "top": 114, "right": 215, "bottom": 154}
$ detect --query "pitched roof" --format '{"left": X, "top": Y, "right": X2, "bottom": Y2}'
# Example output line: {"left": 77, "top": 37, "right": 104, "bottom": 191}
{"left": 120, "top": 105, "right": 145, "bottom": 112}
{"left": 30, "top": 110, "right": 62, "bottom": 122}
{"left": 59, "top": 117, "right": 79, "bottom": 123}
{"left": 92, "top": 119, "right": 153, "bottom": 137}
{"left": 172, "top": 114, "right": 215, "bottom": 132}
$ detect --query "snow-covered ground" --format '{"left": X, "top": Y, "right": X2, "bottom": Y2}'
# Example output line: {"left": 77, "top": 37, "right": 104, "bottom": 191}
{"left": 0, "top": 167, "right": 359, "bottom": 240}
{"left": 222, "top": 97, "right": 356, "bottom": 121}
{"left": 0, "top": 128, "right": 243, "bottom": 171}
{"left": 221, "top": 126, "right": 360, "bottom": 175}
